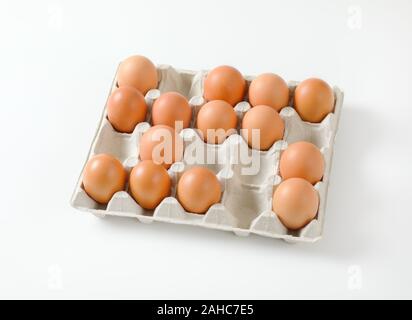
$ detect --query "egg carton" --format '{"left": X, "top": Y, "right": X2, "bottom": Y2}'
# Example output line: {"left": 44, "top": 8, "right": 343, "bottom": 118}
{"left": 70, "top": 64, "right": 344, "bottom": 243}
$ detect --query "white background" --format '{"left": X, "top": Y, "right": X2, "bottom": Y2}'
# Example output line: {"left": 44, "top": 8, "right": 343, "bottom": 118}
{"left": 0, "top": 0, "right": 411, "bottom": 299}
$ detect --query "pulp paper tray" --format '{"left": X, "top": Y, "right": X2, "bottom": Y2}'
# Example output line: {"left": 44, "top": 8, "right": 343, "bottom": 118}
{"left": 71, "top": 64, "right": 344, "bottom": 243}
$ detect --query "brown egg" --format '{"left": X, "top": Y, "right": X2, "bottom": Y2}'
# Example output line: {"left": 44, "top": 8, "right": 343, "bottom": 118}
{"left": 139, "top": 125, "right": 184, "bottom": 169}
{"left": 294, "top": 78, "right": 334, "bottom": 123}
{"left": 82, "top": 154, "right": 126, "bottom": 204}
{"left": 280, "top": 141, "right": 324, "bottom": 184}
{"left": 129, "top": 160, "right": 171, "bottom": 210}
{"left": 203, "top": 65, "right": 246, "bottom": 106}
{"left": 196, "top": 100, "right": 237, "bottom": 144}
{"left": 272, "top": 178, "right": 319, "bottom": 230}
{"left": 177, "top": 167, "right": 221, "bottom": 214}
{"left": 152, "top": 92, "right": 192, "bottom": 130}
{"left": 117, "top": 55, "right": 158, "bottom": 95}
{"left": 241, "top": 105, "right": 284, "bottom": 150}
{"left": 248, "top": 73, "right": 290, "bottom": 111}
{"left": 107, "top": 87, "right": 147, "bottom": 133}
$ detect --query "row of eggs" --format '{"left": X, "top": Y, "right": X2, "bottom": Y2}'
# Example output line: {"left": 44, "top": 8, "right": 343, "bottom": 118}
{"left": 108, "top": 55, "right": 335, "bottom": 152}
{"left": 82, "top": 139, "right": 323, "bottom": 230}
{"left": 115, "top": 55, "right": 335, "bottom": 123}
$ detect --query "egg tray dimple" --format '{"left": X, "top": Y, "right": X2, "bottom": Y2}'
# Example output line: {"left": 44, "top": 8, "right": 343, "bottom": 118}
{"left": 70, "top": 64, "right": 344, "bottom": 243}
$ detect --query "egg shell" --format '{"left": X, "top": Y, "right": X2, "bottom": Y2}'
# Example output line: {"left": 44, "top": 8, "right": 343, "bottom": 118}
{"left": 151, "top": 91, "right": 192, "bottom": 130}
{"left": 196, "top": 100, "right": 237, "bottom": 144}
{"left": 117, "top": 55, "right": 158, "bottom": 95}
{"left": 82, "top": 154, "right": 126, "bottom": 204}
{"left": 177, "top": 167, "right": 221, "bottom": 214}
{"left": 272, "top": 178, "right": 319, "bottom": 230}
{"left": 279, "top": 141, "right": 325, "bottom": 184}
{"left": 139, "top": 125, "right": 184, "bottom": 169}
{"left": 203, "top": 65, "right": 246, "bottom": 106}
{"left": 294, "top": 78, "right": 334, "bottom": 123}
{"left": 129, "top": 160, "right": 171, "bottom": 210}
{"left": 248, "top": 73, "right": 289, "bottom": 111}
{"left": 241, "top": 105, "right": 284, "bottom": 150}
{"left": 107, "top": 86, "right": 147, "bottom": 133}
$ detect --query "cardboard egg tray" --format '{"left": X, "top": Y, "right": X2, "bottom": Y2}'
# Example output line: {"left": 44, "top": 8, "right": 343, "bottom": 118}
{"left": 70, "top": 64, "right": 344, "bottom": 243}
